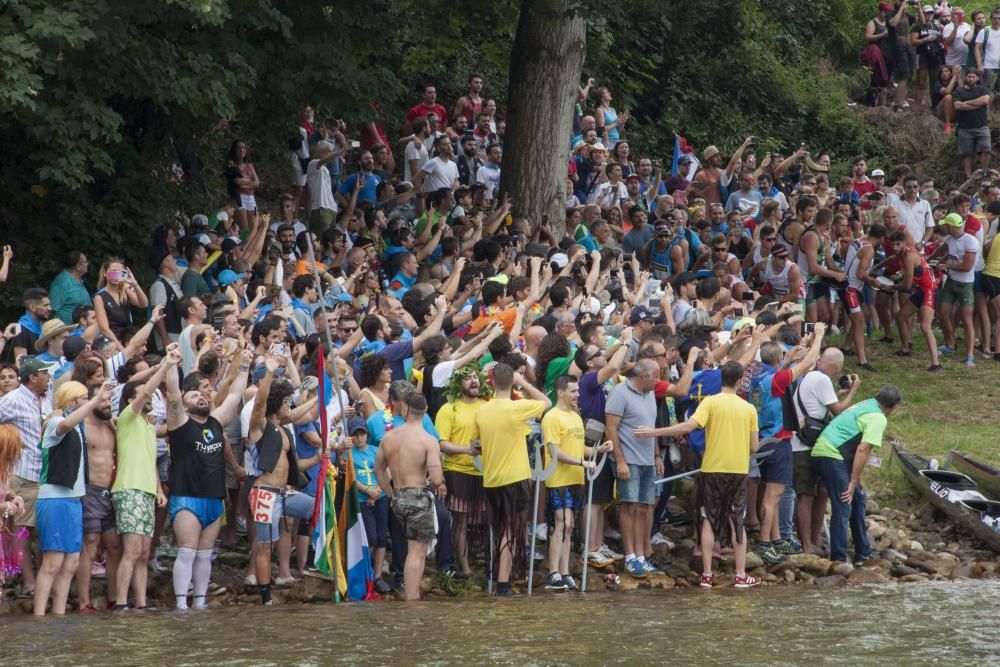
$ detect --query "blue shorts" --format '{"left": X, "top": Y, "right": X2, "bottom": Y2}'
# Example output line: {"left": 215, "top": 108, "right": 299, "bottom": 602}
{"left": 156, "top": 452, "right": 169, "bottom": 482}
{"left": 758, "top": 438, "right": 794, "bottom": 487}
{"left": 252, "top": 488, "right": 315, "bottom": 544}
{"left": 974, "top": 271, "right": 985, "bottom": 294}
{"left": 169, "top": 495, "right": 225, "bottom": 528}
{"left": 548, "top": 485, "right": 583, "bottom": 511}
{"left": 37, "top": 497, "right": 83, "bottom": 553}
{"left": 617, "top": 463, "right": 656, "bottom": 505}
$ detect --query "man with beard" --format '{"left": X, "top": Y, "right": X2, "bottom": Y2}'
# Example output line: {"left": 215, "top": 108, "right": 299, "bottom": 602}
{"left": 337, "top": 151, "right": 382, "bottom": 207}
{"left": 413, "top": 136, "right": 460, "bottom": 194}
{"left": 75, "top": 386, "right": 123, "bottom": 611}
{"left": 165, "top": 342, "right": 253, "bottom": 610}
{"left": 111, "top": 352, "right": 175, "bottom": 611}
{"left": 691, "top": 145, "right": 724, "bottom": 205}
{"left": 952, "top": 68, "right": 992, "bottom": 177}
{"left": 435, "top": 363, "right": 492, "bottom": 578}
{"left": 456, "top": 135, "right": 482, "bottom": 187}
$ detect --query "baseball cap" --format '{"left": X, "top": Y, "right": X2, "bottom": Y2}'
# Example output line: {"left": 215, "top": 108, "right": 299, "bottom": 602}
{"left": 672, "top": 271, "right": 698, "bottom": 288}
{"left": 147, "top": 246, "right": 171, "bottom": 272}
{"left": 347, "top": 417, "right": 368, "bottom": 435}
{"left": 549, "top": 252, "right": 570, "bottom": 269}
{"left": 871, "top": 169, "right": 885, "bottom": 177}
{"left": 678, "top": 154, "right": 693, "bottom": 165}
{"left": 19, "top": 357, "right": 56, "bottom": 381}
{"left": 922, "top": 5, "right": 933, "bottom": 13}
{"left": 221, "top": 237, "right": 242, "bottom": 254}
{"left": 191, "top": 214, "right": 210, "bottom": 229}
{"left": 629, "top": 305, "right": 654, "bottom": 325}
{"left": 626, "top": 173, "right": 641, "bottom": 182}
{"left": 654, "top": 224, "right": 672, "bottom": 235}
{"left": 217, "top": 269, "right": 241, "bottom": 287}
{"left": 941, "top": 212, "right": 964, "bottom": 227}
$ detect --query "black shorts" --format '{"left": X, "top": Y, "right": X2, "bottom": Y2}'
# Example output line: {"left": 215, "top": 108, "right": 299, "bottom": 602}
{"left": 590, "top": 459, "right": 616, "bottom": 506}
{"left": 758, "top": 438, "right": 793, "bottom": 487}
{"left": 697, "top": 473, "right": 748, "bottom": 547}
{"left": 443, "top": 470, "right": 486, "bottom": 516}
{"left": 919, "top": 50, "right": 943, "bottom": 72}
{"left": 981, "top": 273, "right": 1000, "bottom": 300}
{"left": 894, "top": 46, "right": 914, "bottom": 79}
{"left": 793, "top": 450, "right": 821, "bottom": 496}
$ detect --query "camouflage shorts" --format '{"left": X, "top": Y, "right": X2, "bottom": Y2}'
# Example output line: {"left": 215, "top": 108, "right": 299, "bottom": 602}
{"left": 391, "top": 488, "right": 435, "bottom": 542}
{"left": 112, "top": 489, "right": 155, "bottom": 537}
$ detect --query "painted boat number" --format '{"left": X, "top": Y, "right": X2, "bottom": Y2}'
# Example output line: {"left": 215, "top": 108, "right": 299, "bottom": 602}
{"left": 929, "top": 481, "right": 952, "bottom": 502}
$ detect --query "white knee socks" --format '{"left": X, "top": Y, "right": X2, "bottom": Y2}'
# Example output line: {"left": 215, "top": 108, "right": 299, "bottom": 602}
{"left": 173, "top": 547, "right": 196, "bottom": 609}
{"left": 192, "top": 549, "right": 213, "bottom": 608}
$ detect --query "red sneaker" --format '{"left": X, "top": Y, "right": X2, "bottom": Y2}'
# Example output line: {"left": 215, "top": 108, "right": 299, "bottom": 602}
{"left": 734, "top": 574, "right": 761, "bottom": 589}
{"left": 698, "top": 572, "right": 714, "bottom": 588}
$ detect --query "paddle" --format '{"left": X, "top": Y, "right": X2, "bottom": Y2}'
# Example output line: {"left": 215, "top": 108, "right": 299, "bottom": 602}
{"left": 653, "top": 448, "right": 775, "bottom": 485}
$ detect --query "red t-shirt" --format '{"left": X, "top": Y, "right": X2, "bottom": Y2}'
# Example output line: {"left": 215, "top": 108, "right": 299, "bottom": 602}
{"left": 406, "top": 103, "right": 448, "bottom": 127}
{"left": 853, "top": 178, "right": 877, "bottom": 210}
{"left": 964, "top": 213, "right": 983, "bottom": 236}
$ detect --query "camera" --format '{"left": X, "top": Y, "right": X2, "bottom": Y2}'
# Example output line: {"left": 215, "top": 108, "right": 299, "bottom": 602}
{"left": 838, "top": 375, "right": 852, "bottom": 390}
{"left": 800, "top": 322, "right": 816, "bottom": 335}
{"left": 732, "top": 307, "right": 745, "bottom": 318}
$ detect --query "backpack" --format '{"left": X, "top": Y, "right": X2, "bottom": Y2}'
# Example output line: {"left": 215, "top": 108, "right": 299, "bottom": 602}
{"left": 792, "top": 374, "right": 832, "bottom": 447}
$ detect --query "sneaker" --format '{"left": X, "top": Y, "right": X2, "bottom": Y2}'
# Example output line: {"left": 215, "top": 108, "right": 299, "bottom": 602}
{"left": 852, "top": 552, "right": 877, "bottom": 566}
{"left": 244, "top": 574, "right": 257, "bottom": 587}
{"left": 374, "top": 579, "right": 392, "bottom": 595}
{"left": 149, "top": 557, "right": 169, "bottom": 574}
{"left": 604, "top": 528, "right": 622, "bottom": 541}
{"left": 584, "top": 551, "right": 614, "bottom": 568}
{"left": 562, "top": 575, "right": 578, "bottom": 591}
{"left": 534, "top": 523, "right": 548, "bottom": 543}
{"left": 525, "top": 547, "right": 545, "bottom": 561}
{"left": 734, "top": 574, "right": 761, "bottom": 589}
{"left": 544, "top": 572, "right": 568, "bottom": 591}
{"left": 857, "top": 362, "right": 877, "bottom": 372}
{"left": 699, "top": 572, "right": 714, "bottom": 588}
{"left": 775, "top": 538, "right": 803, "bottom": 555}
{"left": 599, "top": 544, "right": 625, "bottom": 561}
{"left": 624, "top": 558, "right": 647, "bottom": 579}
{"left": 91, "top": 562, "right": 106, "bottom": 578}
{"left": 274, "top": 576, "right": 298, "bottom": 587}
{"left": 642, "top": 560, "right": 664, "bottom": 576}
{"left": 495, "top": 582, "right": 514, "bottom": 597}
{"left": 650, "top": 533, "right": 675, "bottom": 549}
{"left": 208, "top": 583, "right": 227, "bottom": 596}
{"left": 944, "top": 123, "right": 953, "bottom": 135}
{"left": 993, "top": 353, "right": 1000, "bottom": 362}
{"left": 938, "top": 345, "right": 955, "bottom": 354}
{"left": 927, "top": 364, "right": 943, "bottom": 373}
{"left": 966, "top": 356, "right": 976, "bottom": 367}
{"left": 754, "top": 545, "right": 788, "bottom": 565}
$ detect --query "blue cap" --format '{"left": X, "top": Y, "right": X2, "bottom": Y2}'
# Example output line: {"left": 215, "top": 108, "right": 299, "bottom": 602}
{"left": 347, "top": 416, "right": 368, "bottom": 434}
{"left": 217, "top": 269, "right": 240, "bottom": 287}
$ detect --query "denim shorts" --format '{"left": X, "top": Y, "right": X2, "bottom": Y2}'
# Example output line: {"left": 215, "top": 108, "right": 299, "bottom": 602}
{"left": 549, "top": 485, "right": 583, "bottom": 511}
{"left": 617, "top": 463, "right": 656, "bottom": 505}
{"left": 251, "top": 488, "right": 314, "bottom": 545}
{"left": 170, "top": 495, "right": 225, "bottom": 529}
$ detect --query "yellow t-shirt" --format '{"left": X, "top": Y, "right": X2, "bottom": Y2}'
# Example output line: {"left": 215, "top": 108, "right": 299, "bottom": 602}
{"left": 691, "top": 392, "right": 758, "bottom": 475}
{"left": 473, "top": 398, "right": 546, "bottom": 488}
{"left": 984, "top": 234, "right": 1000, "bottom": 279}
{"left": 112, "top": 404, "right": 158, "bottom": 495}
{"left": 542, "top": 407, "right": 585, "bottom": 488}
{"left": 435, "top": 399, "right": 486, "bottom": 476}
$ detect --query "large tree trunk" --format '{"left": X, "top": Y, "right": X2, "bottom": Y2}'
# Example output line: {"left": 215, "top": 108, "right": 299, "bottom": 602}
{"left": 502, "top": 0, "right": 585, "bottom": 240}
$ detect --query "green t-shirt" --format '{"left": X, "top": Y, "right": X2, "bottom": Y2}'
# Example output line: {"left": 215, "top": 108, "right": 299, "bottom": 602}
{"left": 811, "top": 398, "right": 887, "bottom": 461}
{"left": 112, "top": 404, "right": 159, "bottom": 495}
{"left": 544, "top": 356, "right": 574, "bottom": 404}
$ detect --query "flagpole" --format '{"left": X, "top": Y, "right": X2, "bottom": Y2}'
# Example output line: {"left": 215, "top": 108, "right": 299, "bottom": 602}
{"left": 305, "top": 234, "right": 350, "bottom": 601}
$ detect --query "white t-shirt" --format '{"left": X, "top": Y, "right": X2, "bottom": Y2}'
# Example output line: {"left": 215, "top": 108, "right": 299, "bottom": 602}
{"left": 431, "top": 360, "right": 457, "bottom": 388}
{"left": 38, "top": 416, "right": 86, "bottom": 498}
{"left": 404, "top": 142, "right": 430, "bottom": 182}
{"left": 269, "top": 221, "right": 307, "bottom": 237}
{"left": 887, "top": 194, "right": 933, "bottom": 245}
{"left": 976, "top": 27, "right": 1000, "bottom": 69}
{"left": 475, "top": 163, "right": 502, "bottom": 201}
{"left": 307, "top": 160, "right": 339, "bottom": 213}
{"left": 791, "top": 370, "right": 838, "bottom": 453}
{"left": 944, "top": 22, "right": 971, "bottom": 67}
{"left": 945, "top": 232, "right": 980, "bottom": 283}
{"left": 590, "top": 180, "right": 628, "bottom": 208}
{"left": 420, "top": 157, "right": 459, "bottom": 193}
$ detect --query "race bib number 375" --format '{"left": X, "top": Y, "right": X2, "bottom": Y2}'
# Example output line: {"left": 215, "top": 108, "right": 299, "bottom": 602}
{"left": 249, "top": 487, "right": 276, "bottom": 524}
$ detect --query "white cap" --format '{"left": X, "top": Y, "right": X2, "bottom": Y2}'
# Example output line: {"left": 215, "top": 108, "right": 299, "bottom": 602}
{"left": 550, "top": 253, "right": 569, "bottom": 269}
{"left": 871, "top": 169, "right": 885, "bottom": 177}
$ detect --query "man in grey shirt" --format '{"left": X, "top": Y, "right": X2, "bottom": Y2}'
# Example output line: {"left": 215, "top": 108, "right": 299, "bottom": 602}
{"left": 605, "top": 359, "right": 662, "bottom": 579}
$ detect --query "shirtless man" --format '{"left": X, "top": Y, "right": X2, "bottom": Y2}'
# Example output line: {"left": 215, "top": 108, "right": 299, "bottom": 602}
{"left": 375, "top": 394, "right": 445, "bottom": 601}
{"left": 247, "top": 349, "right": 323, "bottom": 605}
{"left": 75, "top": 387, "right": 123, "bottom": 610}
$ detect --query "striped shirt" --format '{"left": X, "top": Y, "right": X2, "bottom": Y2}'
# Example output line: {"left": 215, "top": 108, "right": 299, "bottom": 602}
{"left": 0, "top": 384, "right": 53, "bottom": 481}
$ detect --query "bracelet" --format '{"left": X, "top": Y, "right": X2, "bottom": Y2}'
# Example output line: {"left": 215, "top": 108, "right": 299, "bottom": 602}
{"left": 238, "top": 364, "right": 251, "bottom": 372}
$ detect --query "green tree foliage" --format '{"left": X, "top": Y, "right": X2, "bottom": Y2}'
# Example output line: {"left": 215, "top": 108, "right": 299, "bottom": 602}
{"left": 0, "top": 0, "right": 888, "bottom": 313}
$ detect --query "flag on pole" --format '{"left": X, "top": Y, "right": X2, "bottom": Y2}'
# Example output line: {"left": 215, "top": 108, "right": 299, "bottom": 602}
{"left": 340, "top": 450, "right": 379, "bottom": 601}
{"left": 311, "top": 345, "right": 345, "bottom": 599}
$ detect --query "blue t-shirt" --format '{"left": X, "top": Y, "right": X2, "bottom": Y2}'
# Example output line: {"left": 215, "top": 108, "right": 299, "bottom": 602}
{"left": 338, "top": 172, "right": 381, "bottom": 205}
{"left": 351, "top": 444, "right": 381, "bottom": 503}
{"left": 295, "top": 421, "right": 322, "bottom": 496}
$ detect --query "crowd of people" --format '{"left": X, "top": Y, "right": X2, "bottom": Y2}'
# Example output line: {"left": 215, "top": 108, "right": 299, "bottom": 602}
{"left": 6, "top": 62, "right": 999, "bottom": 613}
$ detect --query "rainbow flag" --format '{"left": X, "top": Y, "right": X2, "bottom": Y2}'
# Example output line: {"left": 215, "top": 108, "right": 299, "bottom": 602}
{"left": 311, "top": 459, "right": 346, "bottom": 599}
{"left": 340, "top": 450, "right": 379, "bottom": 601}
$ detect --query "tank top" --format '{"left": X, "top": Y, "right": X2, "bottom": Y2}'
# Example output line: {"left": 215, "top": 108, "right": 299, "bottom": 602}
{"left": 751, "top": 243, "right": 767, "bottom": 265}
{"left": 797, "top": 227, "right": 826, "bottom": 284}
{"left": 907, "top": 248, "right": 936, "bottom": 290}
{"left": 462, "top": 97, "right": 483, "bottom": 124}
{"left": 168, "top": 416, "right": 227, "bottom": 499}
{"left": 602, "top": 106, "right": 620, "bottom": 142}
{"left": 777, "top": 218, "right": 798, "bottom": 258}
{"left": 985, "top": 238, "right": 1000, "bottom": 278}
{"left": 764, "top": 256, "right": 793, "bottom": 296}
{"left": 844, "top": 240, "right": 871, "bottom": 290}
{"left": 649, "top": 238, "right": 680, "bottom": 279}
{"left": 96, "top": 288, "right": 132, "bottom": 342}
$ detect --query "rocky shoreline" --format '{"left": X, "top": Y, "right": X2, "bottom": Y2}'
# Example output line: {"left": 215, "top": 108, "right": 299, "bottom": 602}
{"left": 3, "top": 491, "right": 999, "bottom": 614}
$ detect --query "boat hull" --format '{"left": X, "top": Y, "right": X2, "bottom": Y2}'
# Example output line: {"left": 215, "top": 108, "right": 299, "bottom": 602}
{"left": 948, "top": 450, "right": 1000, "bottom": 501}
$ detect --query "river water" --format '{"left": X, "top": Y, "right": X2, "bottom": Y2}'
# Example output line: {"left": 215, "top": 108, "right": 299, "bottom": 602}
{"left": 4, "top": 581, "right": 999, "bottom": 665}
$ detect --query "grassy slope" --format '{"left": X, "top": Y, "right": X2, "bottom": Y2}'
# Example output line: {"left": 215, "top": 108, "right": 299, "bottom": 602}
{"left": 827, "top": 330, "right": 998, "bottom": 497}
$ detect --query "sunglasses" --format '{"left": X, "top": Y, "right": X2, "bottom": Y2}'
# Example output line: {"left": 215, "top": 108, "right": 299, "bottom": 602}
{"left": 340, "top": 326, "right": 358, "bottom": 333}
{"left": 763, "top": 237, "right": 776, "bottom": 242}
